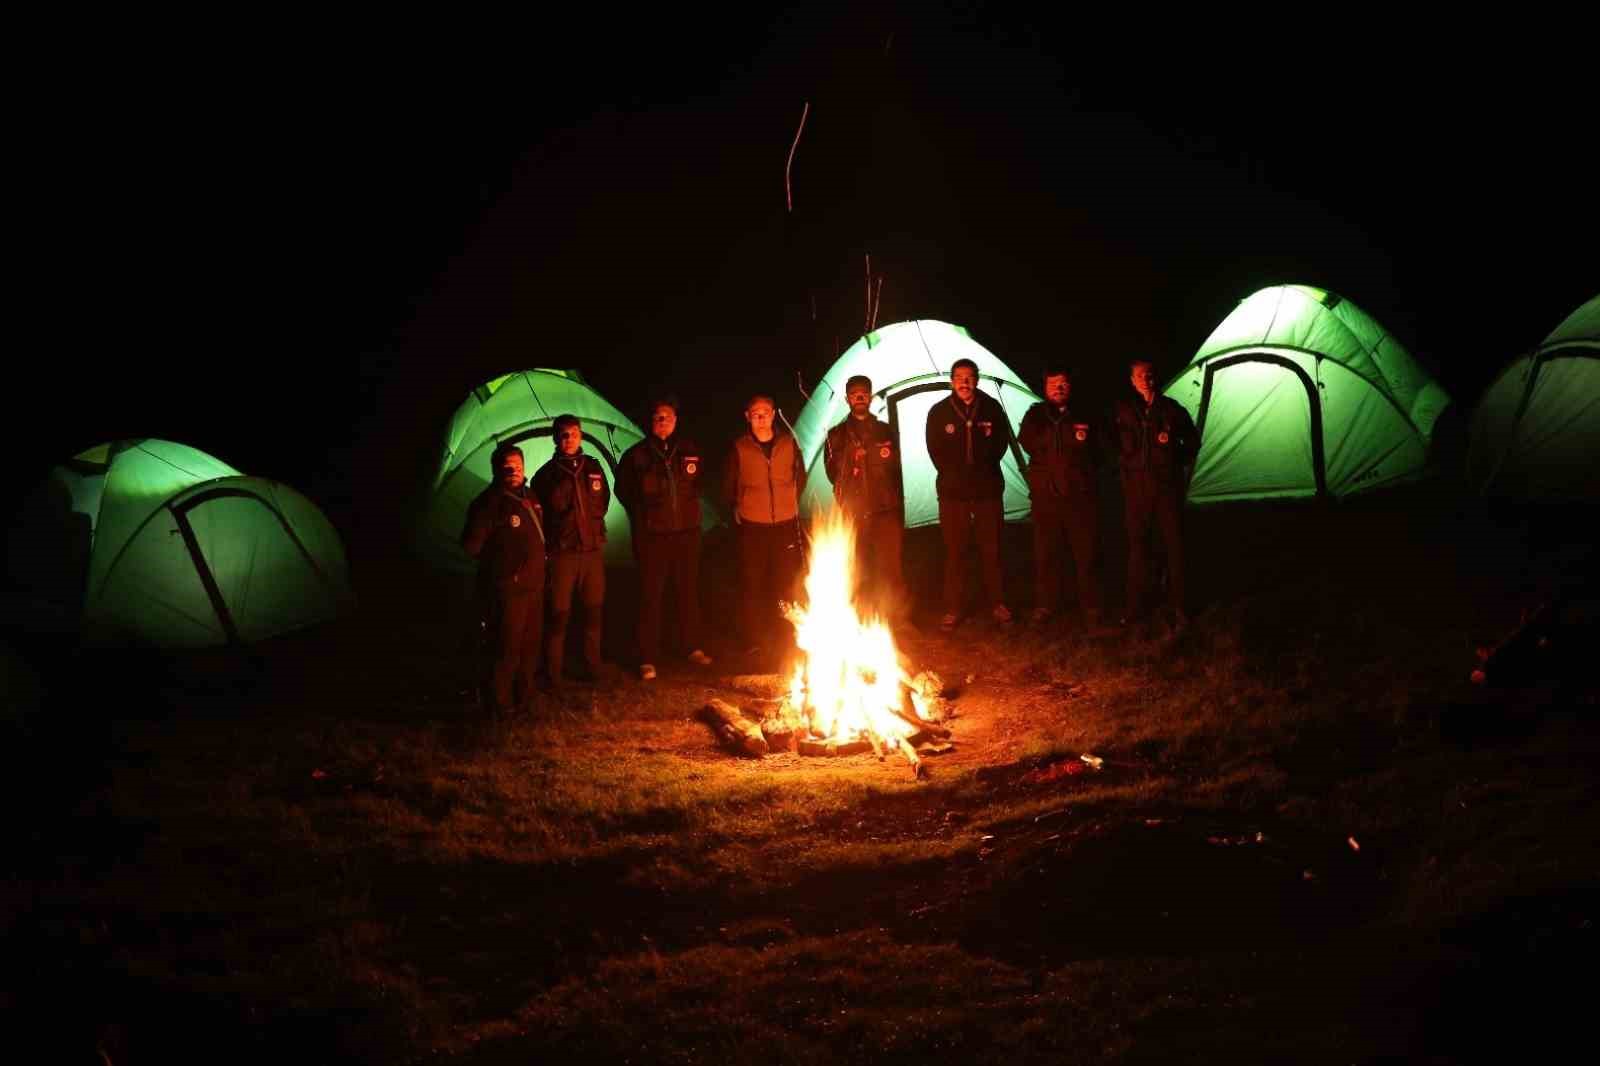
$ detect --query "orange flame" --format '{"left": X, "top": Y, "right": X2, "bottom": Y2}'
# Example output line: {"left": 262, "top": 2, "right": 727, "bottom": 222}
{"left": 783, "top": 509, "right": 922, "bottom": 743}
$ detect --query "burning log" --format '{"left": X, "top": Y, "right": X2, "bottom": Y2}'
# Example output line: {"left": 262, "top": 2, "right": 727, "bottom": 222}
{"left": 758, "top": 699, "right": 806, "bottom": 753}
{"left": 797, "top": 738, "right": 874, "bottom": 757}
{"left": 897, "top": 737, "right": 924, "bottom": 778}
{"left": 700, "top": 698, "right": 768, "bottom": 757}
{"left": 896, "top": 687, "right": 951, "bottom": 739}
{"left": 904, "top": 670, "right": 953, "bottom": 722}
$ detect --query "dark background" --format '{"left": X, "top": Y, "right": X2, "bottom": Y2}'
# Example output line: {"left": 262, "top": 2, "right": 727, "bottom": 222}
{"left": 13, "top": 5, "right": 1595, "bottom": 555}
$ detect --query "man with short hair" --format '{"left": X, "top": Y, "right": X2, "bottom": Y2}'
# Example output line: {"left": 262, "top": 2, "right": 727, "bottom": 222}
{"left": 1114, "top": 359, "right": 1200, "bottom": 629}
{"left": 925, "top": 358, "right": 1016, "bottom": 631}
{"left": 722, "top": 393, "right": 806, "bottom": 658}
{"left": 617, "top": 397, "right": 712, "bottom": 681}
{"left": 461, "top": 442, "right": 545, "bottom": 716}
{"left": 531, "top": 414, "right": 611, "bottom": 684}
{"left": 1019, "top": 367, "right": 1103, "bottom": 627}
{"left": 822, "top": 374, "right": 907, "bottom": 622}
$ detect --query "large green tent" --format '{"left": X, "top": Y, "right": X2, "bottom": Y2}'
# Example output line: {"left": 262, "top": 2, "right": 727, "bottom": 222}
{"left": 11, "top": 439, "right": 354, "bottom": 647}
{"left": 791, "top": 320, "right": 1042, "bottom": 527}
{"left": 1164, "top": 285, "right": 1452, "bottom": 502}
{"left": 1468, "top": 294, "right": 1599, "bottom": 500}
{"left": 422, "top": 369, "right": 645, "bottom": 569}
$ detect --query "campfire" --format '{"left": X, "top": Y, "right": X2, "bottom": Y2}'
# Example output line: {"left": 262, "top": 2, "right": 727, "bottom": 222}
{"left": 702, "top": 510, "right": 952, "bottom": 777}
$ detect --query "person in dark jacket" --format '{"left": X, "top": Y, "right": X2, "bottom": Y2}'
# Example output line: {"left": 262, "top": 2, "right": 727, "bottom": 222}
{"left": 823, "top": 374, "right": 907, "bottom": 623}
{"left": 1114, "top": 359, "right": 1200, "bottom": 628}
{"left": 531, "top": 414, "right": 611, "bottom": 684}
{"left": 461, "top": 442, "right": 546, "bottom": 716}
{"left": 616, "top": 397, "right": 713, "bottom": 681}
{"left": 1018, "top": 367, "right": 1103, "bottom": 627}
{"left": 721, "top": 393, "right": 806, "bottom": 658}
{"left": 925, "top": 358, "right": 1015, "bottom": 631}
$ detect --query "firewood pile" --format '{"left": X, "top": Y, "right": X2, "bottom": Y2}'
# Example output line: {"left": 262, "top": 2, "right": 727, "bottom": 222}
{"left": 699, "top": 671, "right": 955, "bottom": 778}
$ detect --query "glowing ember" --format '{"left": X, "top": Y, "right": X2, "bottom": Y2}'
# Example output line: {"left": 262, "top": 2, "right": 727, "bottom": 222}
{"left": 782, "top": 509, "right": 930, "bottom": 751}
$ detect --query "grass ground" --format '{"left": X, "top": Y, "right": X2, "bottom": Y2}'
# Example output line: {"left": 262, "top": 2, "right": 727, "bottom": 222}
{"left": 3, "top": 492, "right": 1596, "bottom": 1063}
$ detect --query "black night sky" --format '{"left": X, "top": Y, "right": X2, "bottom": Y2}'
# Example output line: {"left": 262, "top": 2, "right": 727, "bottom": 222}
{"left": 15, "top": 7, "right": 1595, "bottom": 551}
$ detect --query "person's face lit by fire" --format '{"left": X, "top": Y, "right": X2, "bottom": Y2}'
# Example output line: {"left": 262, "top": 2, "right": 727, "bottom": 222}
{"left": 557, "top": 422, "right": 584, "bottom": 456}
{"left": 498, "top": 451, "right": 525, "bottom": 490}
{"left": 1130, "top": 362, "right": 1156, "bottom": 405}
{"left": 745, "top": 399, "right": 776, "bottom": 440}
{"left": 950, "top": 366, "right": 978, "bottom": 404}
{"left": 1044, "top": 373, "right": 1071, "bottom": 409}
{"left": 846, "top": 383, "right": 872, "bottom": 420}
{"left": 650, "top": 405, "right": 677, "bottom": 441}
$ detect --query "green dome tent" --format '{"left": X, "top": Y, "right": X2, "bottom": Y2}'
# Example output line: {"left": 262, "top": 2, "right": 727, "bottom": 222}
{"left": 1164, "top": 285, "right": 1452, "bottom": 502}
{"left": 11, "top": 440, "right": 354, "bottom": 647}
{"left": 423, "top": 369, "right": 645, "bottom": 569}
{"left": 1468, "top": 294, "right": 1599, "bottom": 501}
{"left": 792, "top": 320, "right": 1042, "bottom": 527}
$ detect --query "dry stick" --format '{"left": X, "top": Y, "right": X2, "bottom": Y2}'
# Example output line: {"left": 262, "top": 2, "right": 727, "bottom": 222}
{"left": 864, "top": 253, "right": 872, "bottom": 333}
{"left": 785, "top": 101, "right": 810, "bottom": 213}
{"left": 897, "top": 736, "right": 924, "bottom": 777}
{"left": 869, "top": 276, "right": 884, "bottom": 331}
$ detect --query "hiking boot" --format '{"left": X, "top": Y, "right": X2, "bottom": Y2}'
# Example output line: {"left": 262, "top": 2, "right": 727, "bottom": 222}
{"left": 939, "top": 613, "right": 958, "bottom": 633}
{"left": 639, "top": 663, "right": 657, "bottom": 681}
{"left": 992, "top": 604, "right": 1013, "bottom": 626}
{"left": 687, "top": 649, "right": 713, "bottom": 666}
{"left": 1029, "top": 607, "right": 1052, "bottom": 625}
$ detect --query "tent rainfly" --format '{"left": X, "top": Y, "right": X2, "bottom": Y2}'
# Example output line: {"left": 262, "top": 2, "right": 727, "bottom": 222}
{"left": 1164, "top": 285, "right": 1451, "bottom": 502}
{"left": 791, "top": 320, "right": 1043, "bottom": 528}
{"left": 12, "top": 439, "right": 354, "bottom": 647}
{"left": 1468, "top": 294, "right": 1599, "bottom": 501}
{"left": 422, "top": 369, "right": 647, "bottom": 569}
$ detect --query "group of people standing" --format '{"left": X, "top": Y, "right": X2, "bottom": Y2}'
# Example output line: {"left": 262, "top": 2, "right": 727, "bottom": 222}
{"left": 460, "top": 357, "right": 1199, "bottom": 717}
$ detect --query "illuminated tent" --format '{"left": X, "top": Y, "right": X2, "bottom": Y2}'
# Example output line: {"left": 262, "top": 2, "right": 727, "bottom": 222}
{"left": 1164, "top": 285, "right": 1451, "bottom": 502}
{"left": 8, "top": 439, "right": 354, "bottom": 646}
{"left": 791, "top": 320, "right": 1042, "bottom": 527}
{"left": 1468, "top": 294, "right": 1599, "bottom": 501}
{"left": 422, "top": 369, "right": 646, "bottom": 569}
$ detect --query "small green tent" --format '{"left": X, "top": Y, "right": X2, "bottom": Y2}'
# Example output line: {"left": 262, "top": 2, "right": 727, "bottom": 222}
{"left": 792, "top": 320, "right": 1042, "bottom": 527}
{"left": 12, "top": 439, "right": 354, "bottom": 647}
{"left": 1468, "top": 294, "right": 1599, "bottom": 501}
{"left": 1164, "top": 285, "right": 1451, "bottom": 502}
{"left": 422, "top": 369, "right": 644, "bottom": 569}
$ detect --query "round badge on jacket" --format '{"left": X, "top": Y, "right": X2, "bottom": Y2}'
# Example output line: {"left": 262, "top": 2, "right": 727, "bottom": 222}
{"left": 879, "top": 446, "right": 891, "bottom": 459}
{"left": 685, "top": 462, "right": 697, "bottom": 474}
{"left": 944, "top": 423, "right": 956, "bottom": 434}
{"left": 1075, "top": 428, "right": 1088, "bottom": 442}
{"left": 510, "top": 515, "right": 521, "bottom": 528}
{"left": 1157, "top": 431, "right": 1170, "bottom": 445}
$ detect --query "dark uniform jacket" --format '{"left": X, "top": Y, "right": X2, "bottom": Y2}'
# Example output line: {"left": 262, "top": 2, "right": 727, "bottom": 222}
{"left": 1018, "top": 402, "right": 1101, "bottom": 506}
{"left": 1114, "top": 393, "right": 1200, "bottom": 487}
{"left": 722, "top": 431, "right": 805, "bottom": 525}
{"left": 461, "top": 483, "right": 546, "bottom": 591}
{"left": 617, "top": 433, "right": 702, "bottom": 535}
{"left": 823, "top": 415, "right": 902, "bottom": 516}
{"left": 925, "top": 392, "right": 1013, "bottom": 501}
{"left": 532, "top": 452, "right": 611, "bottom": 553}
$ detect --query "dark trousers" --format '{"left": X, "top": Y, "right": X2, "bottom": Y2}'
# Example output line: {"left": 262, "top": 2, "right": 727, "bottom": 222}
{"left": 846, "top": 509, "right": 906, "bottom": 622}
{"left": 482, "top": 582, "right": 542, "bottom": 713}
{"left": 1033, "top": 500, "right": 1101, "bottom": 612}
{"left": 548, "top": 550, "right": 605, "bottom": 680}
{"left": 1123, "top": 476, "right": 1185, "bottom": 615}
{"left": 737, "top": 519, "right": 802, "bottom": 647}
{"left": 938, "top": 497, "right": 1004, "bottom": 615}
{"left": 636, "top": 528, "right": 701, "bottom": 663}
